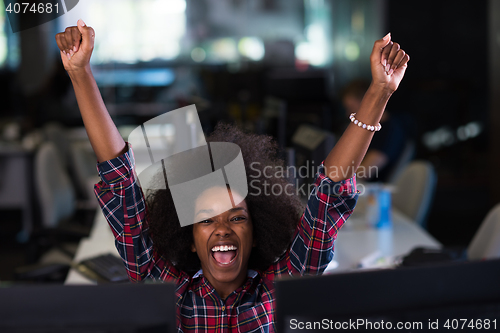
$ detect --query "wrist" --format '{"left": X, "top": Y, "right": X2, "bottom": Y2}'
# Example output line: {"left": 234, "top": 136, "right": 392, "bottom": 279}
{"left": 67, "top": 65, "right": 92, "bottom": 81}
{"left": 367, "top": 82, "right": 394, "bottom": 100}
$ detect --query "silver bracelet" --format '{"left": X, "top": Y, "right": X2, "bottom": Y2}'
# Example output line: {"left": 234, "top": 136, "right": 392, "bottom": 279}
{"left": 349, "top": 113, "right": 382, "bottom": 132}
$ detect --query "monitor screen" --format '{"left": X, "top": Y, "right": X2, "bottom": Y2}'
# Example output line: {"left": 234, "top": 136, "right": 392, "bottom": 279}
{"left": 0, "top": 283, "right": 176, "bottom": 333}
{"left": 275, "top": 259, "right": 500, "bottom": 332}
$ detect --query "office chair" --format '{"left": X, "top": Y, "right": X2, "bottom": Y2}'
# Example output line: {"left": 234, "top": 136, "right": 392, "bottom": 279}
{"left": 36, "top": 142, "right": 76, "bottom": 229}
{"left": 43, "top": 123, "right": 90, "bottom": 201}
{"left": 42, "top": 122, "right": 72, "bottom": 169}
{"left": 401, "top": 203, "right": 500, "bottom": 267}
{"left": 15, "top": 142, "right": 91, "bottom": 282}
{"left": 44, "top": 122, "right": 100, "bottom": 207}
{"left": 391, "top": 160, "right": 437, "bottom": 228}
{"left": 467, "top": 203, "right": 500, "bottom": 261}
{"left": 69, "top": 141, "right": 99, "bottom": 207}
{"left": 387, "top": 140, "right": 415, "bottom": 184}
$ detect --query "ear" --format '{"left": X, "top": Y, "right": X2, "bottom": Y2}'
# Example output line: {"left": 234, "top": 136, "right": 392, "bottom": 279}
{"left": 191, "top": 243, "right": 197, "bottom": 252}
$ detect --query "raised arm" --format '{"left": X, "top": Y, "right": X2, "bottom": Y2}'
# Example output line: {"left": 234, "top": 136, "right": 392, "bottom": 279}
{"left": 55, "top": 19, "right": 126, "bottom": 162}
{"left": 325, "top": 33, "right": 409, "bottom": 181}
{"left": 56, "top": 21, "right": 180, "bottom": 282}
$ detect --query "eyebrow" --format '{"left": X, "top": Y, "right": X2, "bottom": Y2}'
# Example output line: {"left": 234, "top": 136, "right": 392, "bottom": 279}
{"left": 195, "top": 207, "right": 248, "bottom": 217}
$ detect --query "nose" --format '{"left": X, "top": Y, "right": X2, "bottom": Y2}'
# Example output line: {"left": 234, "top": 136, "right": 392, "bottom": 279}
{"left": 214, "top": 220, "right": 233, "bottom": 237}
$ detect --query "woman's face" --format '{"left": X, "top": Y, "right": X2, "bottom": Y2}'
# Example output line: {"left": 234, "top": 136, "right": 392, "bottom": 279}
{"left": 191, "top": 187, "right": 254, "bottom": 294}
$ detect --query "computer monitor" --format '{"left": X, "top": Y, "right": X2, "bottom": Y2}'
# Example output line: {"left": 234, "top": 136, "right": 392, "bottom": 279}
{"left": 0, "top": 283, "right": 176, "bottom": 333}
{"left": 275, "top": 259, "right": 500, "bottom": 332}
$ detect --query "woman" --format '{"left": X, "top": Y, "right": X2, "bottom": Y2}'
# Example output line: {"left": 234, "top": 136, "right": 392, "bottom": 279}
{"left": 56, "top": 20, "right": 409, "bottom": 332}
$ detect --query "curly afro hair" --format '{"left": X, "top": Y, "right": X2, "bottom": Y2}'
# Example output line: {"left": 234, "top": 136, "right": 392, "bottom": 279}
{"left": 147, "top": 122, "right": 304, "bottom": 275}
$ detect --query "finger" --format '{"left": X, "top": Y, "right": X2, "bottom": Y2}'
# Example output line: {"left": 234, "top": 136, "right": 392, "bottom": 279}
{"left": 370, "top": 33, "right": 391, "bottom": 65}
{"left": 55, "top": 34, "right": 70, "bottom": 60}
{"left": 57, "top": 32, "right": 72, "bottom": 60}
{"left": 63, "top": 27, "right": 76, "bottom": 54}
{"left": 58, "top": 31, "right": 69, "bottom": 52}
{"left": 55, "top": 33, "right": 66, "bottom": 52}
{"left": 381, "top": 41, "right": 393, "bottom": 70}
{"left": 386, "top": 42, "right": 400, "bottom": 72}
{"left": 71, "top": 26, "right": 82, "bottom": 53}
{"left": 77, "top": 19, "right": 95, "bottom": 54}
{"left": 395, "top": 53, "right": 410, "bottom": 71}
{"left": 391, "top": 49, "right": 406, "bottom": 71}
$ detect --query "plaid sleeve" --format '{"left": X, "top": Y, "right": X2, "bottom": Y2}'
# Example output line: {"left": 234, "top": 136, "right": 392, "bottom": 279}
{"left": 94, "top": 145, "right": 181, "bottom": 282}
{"left": 288, "top": 162, "right": 358, "bottom": 276}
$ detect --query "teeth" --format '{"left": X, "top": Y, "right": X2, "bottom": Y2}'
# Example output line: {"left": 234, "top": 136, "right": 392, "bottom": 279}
{"left": 211, "top": 245, "right": 237, "bottom": 252}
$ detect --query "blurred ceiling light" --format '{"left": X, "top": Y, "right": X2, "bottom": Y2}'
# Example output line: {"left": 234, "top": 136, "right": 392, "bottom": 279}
{"left": 211, "top": 38, "right": 238, "bottom": 62}
{"left": 423, "top": 132, "right": 439, "bottom": 151}
{"left": 306, "top": 24, "right": 326, "bottom": 43}
{"left": 238, "top": 37, "right": 265, "bottom": 61}
{"left": 425, "top": 122, "right": 483, "bottom": 151}
{"left": 344, "top": 41, "right": 360, "bottom": 61}
{"left": 297, "top": 23, "right": 329, "bottom": 66}
{"left": 457, "top": 122, "right": 483, "bottom": 141}
{"left": 456, "top": 126, "right": 468, "bottom": 141}
{"left": 295, "top": 42, "right": 327, "bottom": 66}
{"left": 191, "top": 47, "right": 206, "bottom": 62}
{"left": 423, "top": 126, "right": 455, "bottom": 150}
{"left": 295, "top": 42, "right": 311, "bottom": 61}
{"left": 465, "top": 122, "right": 482, "bottom": 138}
{"left": 438, "top": 127, "right": 455, "bottom": 146}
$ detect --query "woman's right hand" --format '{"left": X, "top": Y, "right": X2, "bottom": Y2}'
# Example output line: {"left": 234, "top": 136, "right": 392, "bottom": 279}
{"left": 55, "top": 19, "right": 95, "bottom": 73}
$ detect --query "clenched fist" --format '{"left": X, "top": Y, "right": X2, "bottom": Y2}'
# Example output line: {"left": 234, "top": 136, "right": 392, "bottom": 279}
{"left": 55, "top": 19, "right": 95, "bottom": 73}
{"left": 370, "top": 33, "right": 410, "bottom": 93}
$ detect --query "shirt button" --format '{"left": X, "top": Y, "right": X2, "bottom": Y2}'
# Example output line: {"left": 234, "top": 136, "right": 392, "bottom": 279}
{"left": 222, "top": 306, "right": 225, "bottom": 311}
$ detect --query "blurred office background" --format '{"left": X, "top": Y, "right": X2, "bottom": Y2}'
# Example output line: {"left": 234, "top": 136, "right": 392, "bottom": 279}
{"left": 0, "top": 0, "right": 497, "bottom": 281}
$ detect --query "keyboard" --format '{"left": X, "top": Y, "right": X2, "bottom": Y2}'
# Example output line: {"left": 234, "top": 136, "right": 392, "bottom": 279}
{"left": 77, "top": 254, "right": 129, "bottom": 283}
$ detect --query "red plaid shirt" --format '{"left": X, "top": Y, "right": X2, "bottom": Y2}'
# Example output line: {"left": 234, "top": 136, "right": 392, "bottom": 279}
{"left": 94, "top": 147, "right": 357, "bottom": 332}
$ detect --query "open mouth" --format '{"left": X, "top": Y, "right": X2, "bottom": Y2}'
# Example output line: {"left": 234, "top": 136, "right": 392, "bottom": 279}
{"left": 211, "top": 245, "right": 238, "bottom": 265}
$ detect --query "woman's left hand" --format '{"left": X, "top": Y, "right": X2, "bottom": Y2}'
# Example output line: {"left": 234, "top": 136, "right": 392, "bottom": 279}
{"left": 370, "top": 33, "right": 410, "bottom": 93}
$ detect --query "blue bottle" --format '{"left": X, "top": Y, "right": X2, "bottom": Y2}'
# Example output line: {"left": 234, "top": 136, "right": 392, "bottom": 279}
{"left": 376, "top": 188, "right": 392, "bottom": 228}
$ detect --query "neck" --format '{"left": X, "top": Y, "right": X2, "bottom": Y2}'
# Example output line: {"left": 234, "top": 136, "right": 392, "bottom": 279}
{"left": 210, "top": 274, "right": 247, "bottom": 300}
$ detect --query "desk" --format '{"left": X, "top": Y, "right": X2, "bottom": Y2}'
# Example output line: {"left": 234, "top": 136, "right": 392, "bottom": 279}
{"left": 65, "top": 210, "right": 118, "bottom": 285}
{"left": 66, "top": 208, "right": 441, "bottom": 284}
{"left": 326, "top": 210, "right": 441, "bottom": 273}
